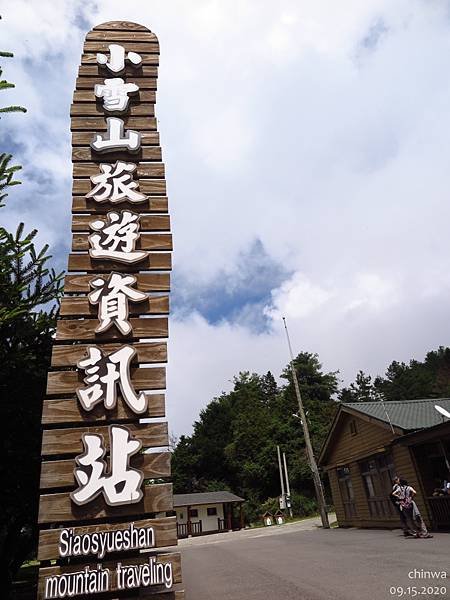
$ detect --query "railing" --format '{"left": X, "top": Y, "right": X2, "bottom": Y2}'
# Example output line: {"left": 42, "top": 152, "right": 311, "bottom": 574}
{"left": 176, "top": 520, "right": 202, "bottom": 538}
{"left": 427, "top": 496, "right": 450, "bottom": 528}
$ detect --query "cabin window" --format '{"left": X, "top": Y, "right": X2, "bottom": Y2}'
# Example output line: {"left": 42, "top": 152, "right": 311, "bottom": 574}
{"left": 360, "top": 454, "right": 396, "bottom": 518}
{"left": 337, "top": 466, "right": 357, "bottom": 518}
{"left": 207, "top": 507, "right": 217, "bottom": 516}
{"left": 349, "top": 420, "right": 358, "bottom": 436}
{"left": 188, "top": 508, "right": 198, "bottom": 518}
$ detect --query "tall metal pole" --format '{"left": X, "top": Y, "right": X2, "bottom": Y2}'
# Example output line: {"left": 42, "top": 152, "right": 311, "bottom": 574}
{"left": 277, "top": 445, "right": 286, "bottom": 506}
{"left": 283, "top": 452, "right": 293, "bottom": 518}
{"left": 282, "top": 317, "right": 330, "bottom": 529}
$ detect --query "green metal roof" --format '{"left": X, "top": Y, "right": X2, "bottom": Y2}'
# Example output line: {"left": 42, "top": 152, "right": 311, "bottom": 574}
{"left": 343, "top": 398, "right": 450, "bottom": 431}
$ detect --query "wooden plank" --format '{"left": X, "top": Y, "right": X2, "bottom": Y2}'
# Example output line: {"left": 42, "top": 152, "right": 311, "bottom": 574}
{"left": 41, "top": 422, "right": 168, "bottom": 457}
{"left": 51, "top": 342, "right": 167, "bottom": 368}
{"left": 72, "top": 195, "right": 168, "bottom": 214}
{"left": 73, "top": 179, "right": 166, "bottom": 195}
{"left": 73, "top": 162, "right": 165, "bottom": 178}
{"left": 67, "top": 252, "right": 171, "bottom": 273}
{"left": 42, "top": 394, "right": 166, "bottom": 426}
{"left": 38, "top": 553, "right": 180, "bottom": 599}
{"left": 47, "top": 364, "right": 166, "bottom": 395}
{"left": 72, "top": 145, "right": 161, "bottom": 161}
{"left": 40, "top": 451, "right": 170, "bottom": 490}
{"left": 38, "top": 515, "right": 176, "bottom": 560}
{"left": 92, "top": 21, "right": 151, "bottom": 32}
{"left": 60, "top": 295, "right": 169, "bottom": 316}
{"left": 38, "top": 482, "right": 173, "bottom": 524}
{"left": 64, "top": 273, "right": 170, "bottom": 293}
{"left": 71, "top": 102, "right": 155, "bottom": 117}
{"left": 72, "top": 233, "right": 172, "bottom": 252}
{"left": 81, "top": 54, "right": 159, "bottom": 67}
{"left": 78, "top": 64, "right": 158, "bottom": 77}
{"left": 72, "top": 214, "right": 170, "bottom": 232}
{"left": 71, "top": 116, "right": 157, "bottom": 130}
{"left": 72, "top": 131, "right": 159, "bottom": 145}
{"left": 84, "top": 42, "right": 159, "bottom": 54}
{"left": 86, "top": 30, "right": 158, "bottom": 42}
{"left": 76, "top": 76, "right": 157, "bottom": 89}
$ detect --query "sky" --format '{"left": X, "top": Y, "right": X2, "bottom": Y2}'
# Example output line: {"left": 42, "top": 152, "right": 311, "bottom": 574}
{"left": 2, "top": 0, "right": 450, "bottom": 437}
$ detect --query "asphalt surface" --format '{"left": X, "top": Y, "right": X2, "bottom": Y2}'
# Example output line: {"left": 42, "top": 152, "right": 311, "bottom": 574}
{"left": 178, "top": 518, "right": 450, "bottom": 600}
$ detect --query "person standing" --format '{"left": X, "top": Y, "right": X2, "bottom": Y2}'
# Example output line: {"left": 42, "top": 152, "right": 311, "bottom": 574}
{"left": 392, "top": 478, "right": 433, "bottom": 539}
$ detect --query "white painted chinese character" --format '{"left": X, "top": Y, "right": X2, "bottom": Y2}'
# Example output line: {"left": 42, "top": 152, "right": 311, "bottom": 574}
{"left": 71, "top": 425, "right": 144, "bottom": 507}
{"left": 86, "top": 162, "right": 147, "bottom": 204}
{"left": 97, "top": 44, "right": 142, "bottom": 74}
{"left": 89, "top": 273, "right": 148, "bottom": 335}
{"left": 94, "top": 78, "right": 139, "bottom": 113}
{"left": 88, "top": 210, "right": 148, "bottom": 264}
{"left": 91, "top": 117, "right": 141, "bottom": 153}
{"left": 76, "top": 345, "right": 147, "bottom": 413}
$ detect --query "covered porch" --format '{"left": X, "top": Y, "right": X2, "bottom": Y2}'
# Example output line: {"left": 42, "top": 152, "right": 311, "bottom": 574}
{"left": 173, "top": 491, "right": 245, "bottom": 538}
{"left": 396, "top": 420, "right": 450, "bottom": 529}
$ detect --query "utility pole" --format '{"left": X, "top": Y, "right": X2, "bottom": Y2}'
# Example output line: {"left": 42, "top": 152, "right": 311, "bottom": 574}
{"left": 282, "top": 317, "right": 330, "bottom": 529}
{"left": 283, "top": 452, "right": 293, "bottom": 518}
{"left": 277, "top": 445, "right": 286, "bottom": 509}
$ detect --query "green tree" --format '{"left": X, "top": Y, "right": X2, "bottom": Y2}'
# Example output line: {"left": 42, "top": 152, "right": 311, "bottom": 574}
{"left": 0, "top": 35, "right": 63, "bottom": 596}
{"left": 339, "top": 370, "right": 377, "bottom": 402}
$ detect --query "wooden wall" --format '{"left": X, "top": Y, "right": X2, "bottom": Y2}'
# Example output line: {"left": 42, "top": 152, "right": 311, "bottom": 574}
{"left": 324, "top": 411, "right": 431, "bottom": 529}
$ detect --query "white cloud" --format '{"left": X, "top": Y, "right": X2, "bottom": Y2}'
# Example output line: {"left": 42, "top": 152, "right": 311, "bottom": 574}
{"left": 3, "top": 0, "right": 450, "bottom": 434}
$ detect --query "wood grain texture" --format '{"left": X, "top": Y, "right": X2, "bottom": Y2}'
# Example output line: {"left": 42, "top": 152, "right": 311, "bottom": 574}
{"left": 72, "top": 130, "right": 159, "bottom": 145}
{"left": 51, "top": 342, "right": 167, "bottom": 368}
{"left": 92, "top": 21, "right": 151, "bottom": 32}
{"left": 60, "top": 295, "right": 169, "bottom": 317}
{"left": 39, "top": 482, "right": 173, "bottom": 524}
{"left": 72, "top": 145, "right": 162, "bottom": 161}
{"left": 67, "top": 253, "right": 171, "bottom": 273}
{"left": 38, "top": 515, "right": 176, "bottom": 560}
{"left": 47, "top": 365, "right": 166, "bottom": 395}
{"left": 73, "top": 178, "right": 166, "bottom": 195}
{"left": 42, "top": 394, "right": 166, "bottom": 426}
{"left": 72, "top": 214, "right": 170, "bottom": 232}
{"left": 71, "top": 102, "right": 155, "bottom": 117}
{"left": 41, "top": 422, "right": 168, "bottom": 457}
{"left": 84, "top": 42, "right": 159, "bottom": 54}
{"left": 64, "top": 273, "right": 170, "bottom": 293}
{"left": 40, "top": 451, "right": 170, "bottom": 491}
{"left": 38, "top": 554, "right": 180, "bottom": 599}
{"left": 72, "top": 195, "right": 168, "bottom": 214}
{"left": 72, "top": 233, "right": 172, "bottom": 252}
{"left": 81, "top": 54, "right": 159, "bottom": 67}
{"left": 78, "top": 65, "right": 158, "bottom": 78}
{"left": 73, "top": 162, "right": 164, "bottom": 178}
{"left": 76, "top": 76, "right": 157, "bottom": 90}
{"left": 71, "top": 115, "right": 157, "bottom": 130}
{"left": 86, "top": 29, "right": 158, "bottom": 42}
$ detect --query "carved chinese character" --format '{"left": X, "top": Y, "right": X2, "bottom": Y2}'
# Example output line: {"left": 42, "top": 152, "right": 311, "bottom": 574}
{"left": 91, "top": 117, "right": 141, "bottom": 153}
{"left": 76, "top": 345, "right": 147, "bottom": 413}
{"left": 86, "top": 162, "right": 147, "bottom": 204}
{"left": 94, "top": 78, "right": 139, "bottom": 113}
{"left": 97, "top": 44, "right": 142, "bottom": 74}
{"left": 71, "top": 425, "right": 143, "bottom": 507}
{"left": 89, "top": 273, "right": 147, "bottom": 335}
{"left": 88, "top": 210, "right": 147, "bottom": 264}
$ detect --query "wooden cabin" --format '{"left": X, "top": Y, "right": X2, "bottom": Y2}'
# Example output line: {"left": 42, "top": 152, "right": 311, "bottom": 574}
{"left": 319, "top": 399, "right": 450, "bottom": 530}
{"left": 172, "top": 491, "right": 245, "bottom": 538}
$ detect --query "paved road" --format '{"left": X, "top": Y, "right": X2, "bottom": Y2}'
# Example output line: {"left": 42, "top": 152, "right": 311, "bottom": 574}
{"left": 178, "top": 519, "right": 450, "bottom": 600}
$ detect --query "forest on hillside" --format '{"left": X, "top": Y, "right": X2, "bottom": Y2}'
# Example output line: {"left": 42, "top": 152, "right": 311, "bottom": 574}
{"left": 171, "top": 347, "right": 450, "bottom": 522}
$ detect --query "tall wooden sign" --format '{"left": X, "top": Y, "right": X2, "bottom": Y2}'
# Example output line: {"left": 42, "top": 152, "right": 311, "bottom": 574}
{"left": 37, "top": 21, "right": 184, "bottom": 599}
